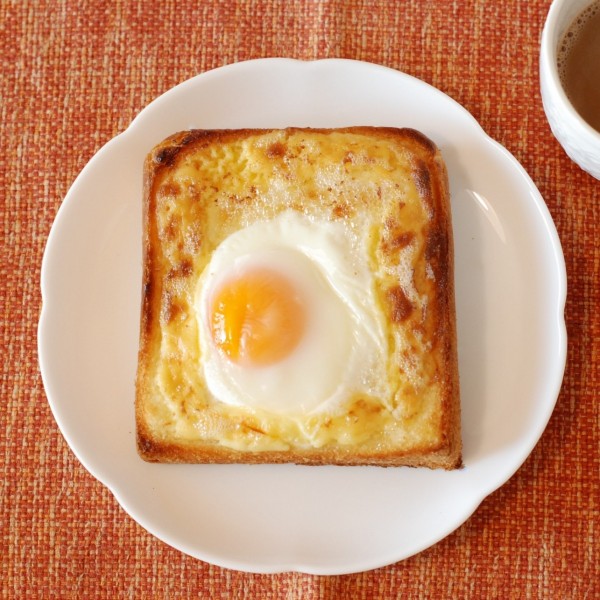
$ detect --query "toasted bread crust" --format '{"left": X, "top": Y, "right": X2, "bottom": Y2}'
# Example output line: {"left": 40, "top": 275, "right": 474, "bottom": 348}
{"left": 136, "top": 127, "right": 461, "bottom": 469}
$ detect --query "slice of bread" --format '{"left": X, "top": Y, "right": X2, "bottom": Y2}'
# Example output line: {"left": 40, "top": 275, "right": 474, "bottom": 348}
{"left": 136, "top": 127, "right": 461, "bottom": 469}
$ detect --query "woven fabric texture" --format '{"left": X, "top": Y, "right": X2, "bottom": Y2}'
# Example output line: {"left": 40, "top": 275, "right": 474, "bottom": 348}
{"left": 1, "top": 0, "right": 598, "bottom": 598}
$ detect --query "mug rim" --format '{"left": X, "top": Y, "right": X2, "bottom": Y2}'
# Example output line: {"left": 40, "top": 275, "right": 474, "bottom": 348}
{"left": 541, "top": 0, "right": 600, "bottom": 141}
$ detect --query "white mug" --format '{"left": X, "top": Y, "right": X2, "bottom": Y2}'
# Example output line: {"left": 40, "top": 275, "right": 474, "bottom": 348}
{"left": 540, "top": 0, "right": 600, "bottom": 180}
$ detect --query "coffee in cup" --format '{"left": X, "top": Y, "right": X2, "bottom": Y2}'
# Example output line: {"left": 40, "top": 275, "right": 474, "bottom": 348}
{"left": 557, "top": 0, "right": 600, "bottom": 133}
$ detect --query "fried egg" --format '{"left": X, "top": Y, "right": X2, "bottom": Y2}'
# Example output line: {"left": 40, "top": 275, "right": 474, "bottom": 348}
{"left": 196, "top": 210, "right": 387, "bottom": 416}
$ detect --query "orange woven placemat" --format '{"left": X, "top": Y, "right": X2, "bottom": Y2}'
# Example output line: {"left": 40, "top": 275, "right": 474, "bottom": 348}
{"left": 1, "top": 0, "right": 598, "bottom": 597}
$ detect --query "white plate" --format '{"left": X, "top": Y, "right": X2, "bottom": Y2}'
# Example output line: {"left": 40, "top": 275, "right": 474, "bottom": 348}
{"left": 38, "top": 59, "right": 567, "bottom": 575}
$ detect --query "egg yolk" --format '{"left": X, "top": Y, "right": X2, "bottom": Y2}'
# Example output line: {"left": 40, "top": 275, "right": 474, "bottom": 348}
{"left": 210, "top": 268, "right": 307, "bottom": 366}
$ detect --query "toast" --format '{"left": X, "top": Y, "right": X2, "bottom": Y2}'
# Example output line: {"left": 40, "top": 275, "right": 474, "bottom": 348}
{"left": 135, "top": 127, "right": 461, "bottom": 469}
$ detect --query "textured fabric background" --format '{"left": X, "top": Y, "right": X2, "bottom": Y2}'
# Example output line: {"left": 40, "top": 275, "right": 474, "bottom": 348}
{"left": 1, "top": 0, "right": 598, "bottom": 598}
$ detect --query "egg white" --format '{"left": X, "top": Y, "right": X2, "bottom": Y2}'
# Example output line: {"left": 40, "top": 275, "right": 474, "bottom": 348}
{"left": 196, "top": 210, "right": 387, "bottom": 416}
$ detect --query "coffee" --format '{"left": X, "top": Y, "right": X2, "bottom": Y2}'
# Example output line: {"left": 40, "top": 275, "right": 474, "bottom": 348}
{"left": 557, "top": 0, "right": 600, "bottom": 133}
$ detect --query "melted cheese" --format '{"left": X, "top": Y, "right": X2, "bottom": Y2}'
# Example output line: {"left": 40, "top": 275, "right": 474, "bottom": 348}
{"left": 145, "top": 130, "right": 445, "bottom": 452}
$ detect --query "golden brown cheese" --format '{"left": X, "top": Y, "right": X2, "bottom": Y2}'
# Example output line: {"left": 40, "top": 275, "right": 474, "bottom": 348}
{"left": 136, "top": 127, "right": 461, "bottom": 468}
